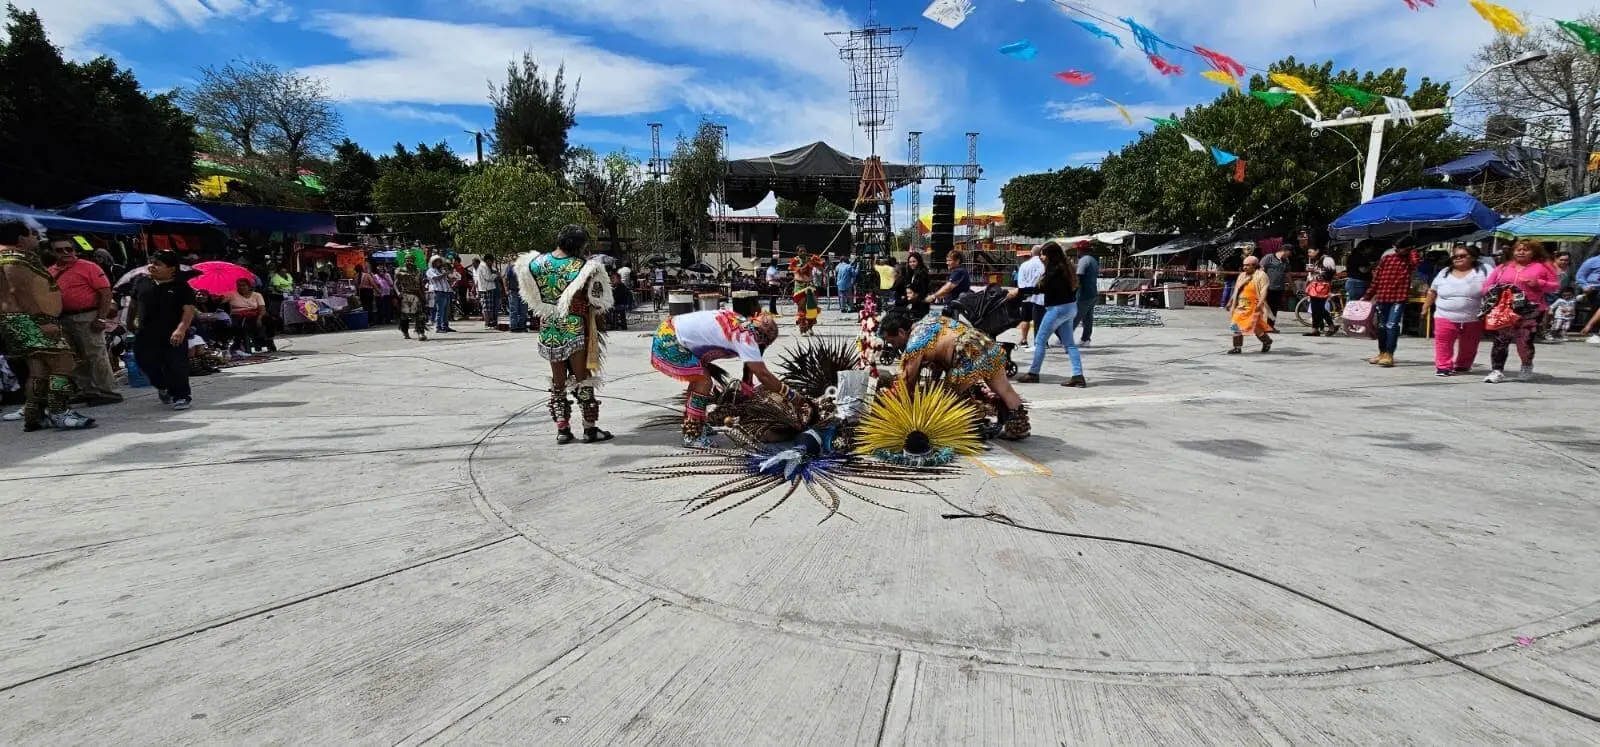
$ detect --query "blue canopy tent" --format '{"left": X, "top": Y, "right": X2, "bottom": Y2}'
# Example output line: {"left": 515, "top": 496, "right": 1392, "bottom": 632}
{"left": 1330, "top": 189, "right": 1500, "bottom": 241}
{"left": 62, "top": 192, "right": 225, "bottom": 227}
{"left": 0, "top": 198, "right": 140, "bottom": 235}
{"left": 1493, "top": 191, "right": 1600, "bottom": 242}
{"left": 1422, "top": 147, "right": 1550, "bottom": 183}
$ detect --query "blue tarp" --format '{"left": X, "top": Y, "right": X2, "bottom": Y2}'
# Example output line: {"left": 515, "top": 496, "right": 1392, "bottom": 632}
{"left": 63, "top": 192, "right": 224, "bottom": 226}
{"left": 1329, "top": 189, "right": 1500, "bottom": 241}
{"left": 1422, "top": 147, "right": 1547, "bottom": 182}
{"left": 194, "top": 202, "right": 337, "bottom": 235}
{"left": 1494, "top": 191, "right": 1600, "bottom": 241}
{"left": 0, "top": 198, "right": 141, "bottom": 235}
{"left": 369, "top": 250, "right": 398, "bottom": 260}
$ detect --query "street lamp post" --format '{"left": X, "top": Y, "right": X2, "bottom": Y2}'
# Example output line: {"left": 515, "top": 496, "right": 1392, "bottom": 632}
{"left": 1299, "top": 51, "right": 1548, "bottom": 203}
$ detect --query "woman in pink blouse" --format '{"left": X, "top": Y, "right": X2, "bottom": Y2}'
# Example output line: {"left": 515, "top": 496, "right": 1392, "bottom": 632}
{"left": 1481, "top": 240, "right": 1559, "bottom": 383}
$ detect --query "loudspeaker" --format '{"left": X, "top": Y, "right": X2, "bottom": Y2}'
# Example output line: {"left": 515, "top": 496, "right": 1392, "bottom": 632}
{"left": 930, "top": 193, "right": 956, "bottom": 263}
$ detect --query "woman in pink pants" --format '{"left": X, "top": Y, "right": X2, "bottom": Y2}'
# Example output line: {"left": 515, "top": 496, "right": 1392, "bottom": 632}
{"left": 1425, "top": 247, "right": 1489, "bottom": 377}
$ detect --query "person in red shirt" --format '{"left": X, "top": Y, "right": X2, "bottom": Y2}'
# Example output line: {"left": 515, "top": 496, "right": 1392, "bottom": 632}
{"left": 47, "top": 238, "right": 121, "bottom": 405}
{"left": 1361, "top": 236, "right": 1420, "bottom": 368}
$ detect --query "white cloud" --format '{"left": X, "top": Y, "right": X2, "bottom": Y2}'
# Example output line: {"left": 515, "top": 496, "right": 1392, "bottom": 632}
{"left": 1064, "top": 150, "right": 1111, "bottom": 165}
{"left": 6, "top": 0, "right": 290, "bottom": 56}
{"left": 1044, "top": 96, "right": 1197, "bottom": 128}
{"left": 296, "top": 13, "right": 695, "bottom": 116}
{"left": 469, "top": 0, "right": 853, "bottom": 83}
{"left": 371, "top": 105, "right": 481, "bottom": 132}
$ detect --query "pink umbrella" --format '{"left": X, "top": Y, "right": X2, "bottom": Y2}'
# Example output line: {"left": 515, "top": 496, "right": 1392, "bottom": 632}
{"left": 190, "top": 261, "right": 258, "bottom": 296}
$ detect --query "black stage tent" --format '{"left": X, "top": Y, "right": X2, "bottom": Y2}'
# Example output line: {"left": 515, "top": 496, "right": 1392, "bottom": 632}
{"left": 723, "top": 142, "right": 917, "bottom": 211}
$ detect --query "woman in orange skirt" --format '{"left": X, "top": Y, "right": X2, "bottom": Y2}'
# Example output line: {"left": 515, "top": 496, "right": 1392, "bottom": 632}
{"left": 1228, "top": 255, "right": 1273, "bottom": 354}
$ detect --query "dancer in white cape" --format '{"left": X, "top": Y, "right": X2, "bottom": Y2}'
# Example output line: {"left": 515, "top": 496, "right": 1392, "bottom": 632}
{"left": 514, "top": 224, "right": 615, "bottom": 444}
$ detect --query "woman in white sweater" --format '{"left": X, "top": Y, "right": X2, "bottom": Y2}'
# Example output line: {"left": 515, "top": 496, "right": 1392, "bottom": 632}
{"left": 1425, "top": 247, "right": 1489, "bottom": 377}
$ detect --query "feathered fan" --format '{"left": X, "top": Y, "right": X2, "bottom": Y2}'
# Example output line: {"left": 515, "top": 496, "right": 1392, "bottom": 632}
{"left": 628, "top": 427, "right": 959, "bottom": 523}
{"left": 776, "top": 335, "right": 863, "bottom": 398}
{"left": 854, "top": 383, "right": 983, "bottom": 468}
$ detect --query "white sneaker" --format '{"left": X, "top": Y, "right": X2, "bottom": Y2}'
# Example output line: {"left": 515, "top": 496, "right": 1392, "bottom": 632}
{"left": 1518, "top": 365, "right": 1536, "bottom": 381}
{"left": 1484, "top": 370, "right": 1505, "bottom": 384}
{"left": 1, "top": 407, "right": 20, "bottom": 422}
{"left": 1589, "top": 334, "right": 1600, "bottom": 344}
{"left": 171, "top": 398, "right": 192, "bottom": 411}
{"left": 46, "top": 410, "right": 96, "bottom": 429}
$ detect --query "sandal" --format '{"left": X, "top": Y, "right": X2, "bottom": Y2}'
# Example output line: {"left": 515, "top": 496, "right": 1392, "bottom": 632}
{"left": 556, "top": 428, "right": 575, "bottom": 445}
{"left": 583, "top": 427, "right": 614, "bottom": 443}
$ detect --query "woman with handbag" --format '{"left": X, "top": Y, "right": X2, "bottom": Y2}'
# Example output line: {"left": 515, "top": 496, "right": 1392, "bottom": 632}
{"left": 1425, "top": 247, "right": 1488, "bottom": 376}
{"left": 1303, "top": 246, "right": 1337, "bottom": 337}
{"left": 1481, "top": 240, "right": 1559, "bottom": 384}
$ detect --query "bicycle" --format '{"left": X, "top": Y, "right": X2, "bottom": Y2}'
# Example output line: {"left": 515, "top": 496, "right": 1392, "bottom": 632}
{"left": 1293, "top": 280, "right": 1346, "bottom": 331}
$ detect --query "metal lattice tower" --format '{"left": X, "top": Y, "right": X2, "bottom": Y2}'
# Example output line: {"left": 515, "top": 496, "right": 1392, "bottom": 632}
{"left": 648, "top": 122, "right": 664, "bottom": 255}
{"left": 964, "top": 132, "right": 979, "bottom": 235}
{"left": 826, "top": 0, "right": 915, "bottom": 157}
{"left": 906, "top": 131, "right": 921, "bottom": 249}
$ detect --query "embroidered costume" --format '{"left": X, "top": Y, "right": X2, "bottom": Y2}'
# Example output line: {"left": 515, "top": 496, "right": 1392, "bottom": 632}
{"left": 899, "top": 315, "right": 1007, "bottom": 390}
{"left": 513, "top": 225, "right": 615, "bottom": 444}
{"left": 650, "top": 308, "right": 780, "bottom": 447}
{"left": 394, "top": 266, "right": 428, "bottom": 340}
{"left": 790, "top": 252, "right": 824, "bottom": 334}
{"left": 0, "top": 247, "right": 92, "bottom": 431}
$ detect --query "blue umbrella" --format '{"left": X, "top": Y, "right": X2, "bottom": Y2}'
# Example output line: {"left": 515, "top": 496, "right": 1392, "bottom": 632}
{"left": 61, "top": 192, "right": 225, "bottom": 227}
{"left": 1329, "top": 188, "right": 1500, "bottom": 241}
{"left": 0, "top": 198, "right": 140, "bottom": 235}
{"left": 1493, "top": 191, "right": 1600, "bottom": 241}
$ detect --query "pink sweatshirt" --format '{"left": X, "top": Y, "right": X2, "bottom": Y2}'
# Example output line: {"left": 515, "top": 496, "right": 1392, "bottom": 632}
{"left": 1482, "top": 261, "right": 1559, "bottom": 309}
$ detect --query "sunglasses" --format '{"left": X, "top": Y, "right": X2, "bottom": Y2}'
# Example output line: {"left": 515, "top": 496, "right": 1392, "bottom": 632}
{"left": 1452, "top": 254, "right": 1472, "bottom": 259}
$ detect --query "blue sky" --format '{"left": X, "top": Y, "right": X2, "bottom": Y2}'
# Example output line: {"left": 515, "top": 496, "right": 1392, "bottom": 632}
{"left": 16, "top": 0, "right": 1592, "bottom": 220}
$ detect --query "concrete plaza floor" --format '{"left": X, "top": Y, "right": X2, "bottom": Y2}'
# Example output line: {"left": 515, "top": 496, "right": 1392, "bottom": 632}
{"left": 3, "top": 305, "right": 1600, "bottom": 744}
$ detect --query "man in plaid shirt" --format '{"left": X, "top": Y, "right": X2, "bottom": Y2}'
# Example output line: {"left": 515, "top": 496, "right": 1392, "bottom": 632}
{"left": 1362, "top": 237, "right": 1420, "bottom": 367}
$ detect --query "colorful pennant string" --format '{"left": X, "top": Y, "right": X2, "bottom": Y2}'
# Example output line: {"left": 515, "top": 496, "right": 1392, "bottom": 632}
{"left": 1234, "top": 159, "right": 1247, "bottom": 183}
{"left": 1201, "top": 70, "right": 1240, "bottom": 89}
{"left": 1147, "top": 54, "right": 1184, "bottom": 76}
{"left": 1054, "top": 70, "right": 1095, "bottom": 86}
{"left": 921, "top": 0, "right": 976, "bottom": 30}
{"left": 1106, "top": 97, "right": 1134, "bottom": 125}
{"left": 1182, "top": 134, "right": 1206, "bottom": 153}
{"left": 1070, "top": 19, "right": 1123, "bottom": 48}
{"left": 1269, "top": 73, "right": 1317, "bottom": 97}
{"left": 1401, "top": 0, "right": 1437, "bottom": 10}
{"left": 999, "top": 40, "right": 1039, "bottom": 60}
{"left": 1329, "top": 84, "right": 1380, "bottom": 106}
{"left": 1147, "top": 116, "right": 1179, "bottom": 128}
{"left": 1251, "top": 90, "right": 1297, "bottom": 108}
{"left": 1194, "top": 47, "right": 1245, "bottom": 77}
{"left": 1557, "top": 20, "right": 1600, "bottom": 53}
{"left": 1469, "top": 0, "right": 1527, "bottom": 35}
{"left": 1211, "top": 146, "right": 1239, "bottom": 166}
{"left": 1121, "top": 17, "right": 1178, "bottom": 56}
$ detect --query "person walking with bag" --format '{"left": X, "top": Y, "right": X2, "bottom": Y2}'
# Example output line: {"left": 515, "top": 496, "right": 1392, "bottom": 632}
{"left": 1425, "top": 247, "right": 1488, "bottom": 376}
{"left": 1015, "top": 242, "right": 1087, "bottom": 387}
{"left": 1227, "top": 255, "right": 1273, "bottom": 354}
{"left": 1482, "top": 240, "right": 1559, "bottom": 383}
{"left": 1362, "top": 237, "right": 1418, "bottom": 368}
{"left": 1302, "top": 245, "right": 1337, "bottom": 337}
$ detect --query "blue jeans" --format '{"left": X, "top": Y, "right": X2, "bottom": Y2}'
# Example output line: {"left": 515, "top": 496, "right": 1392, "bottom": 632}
{"left": 432, "top": 291, "right": 454, "bottom": 331}
{"left": 507, "top": 288, "right": 528, "bottom": 331}
{"left": 1344, "top": 279, "right": 1368, "bottom": 306}
{"left": 1074, "top": 297, "right": 1096, "bottom": 341}
{"left": 1030, "top": 302, "right": 1083, "bottom": 376}
{"left": 1375, "top": 301, "right": 1404, "bottom": 353}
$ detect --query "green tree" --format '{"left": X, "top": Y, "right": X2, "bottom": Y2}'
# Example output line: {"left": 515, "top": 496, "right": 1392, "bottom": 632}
{"left": 666, "top": 120, "right": 725, "bottom": 256}
{"left": 445, "top": 158, "right": 581, "bottom": 259}
{"left": 999, "top": 166, "right": 1104, "bottom": 236}
{"left": 324, "top": 139, "right": 379, "bottom": 214}
{"left": 1090, "top": 57, "right": 1468, "bottom": 234}
{"left": 568, "top": 147, "right": 643, "bottom": 254}
{"left": 372, "top": 141, "right": 468, "bottom": 246}
{"left": 775, "top": 196, "right": 850, "bottom": 221}
{"left": 490, "top": 53, "right": 578, "bottom": 173}
{"left": 0, "top": 5, "right": 196, "bottom": 207}
{"left": 179, "top": 58, "right": 342, "bottom": 178}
